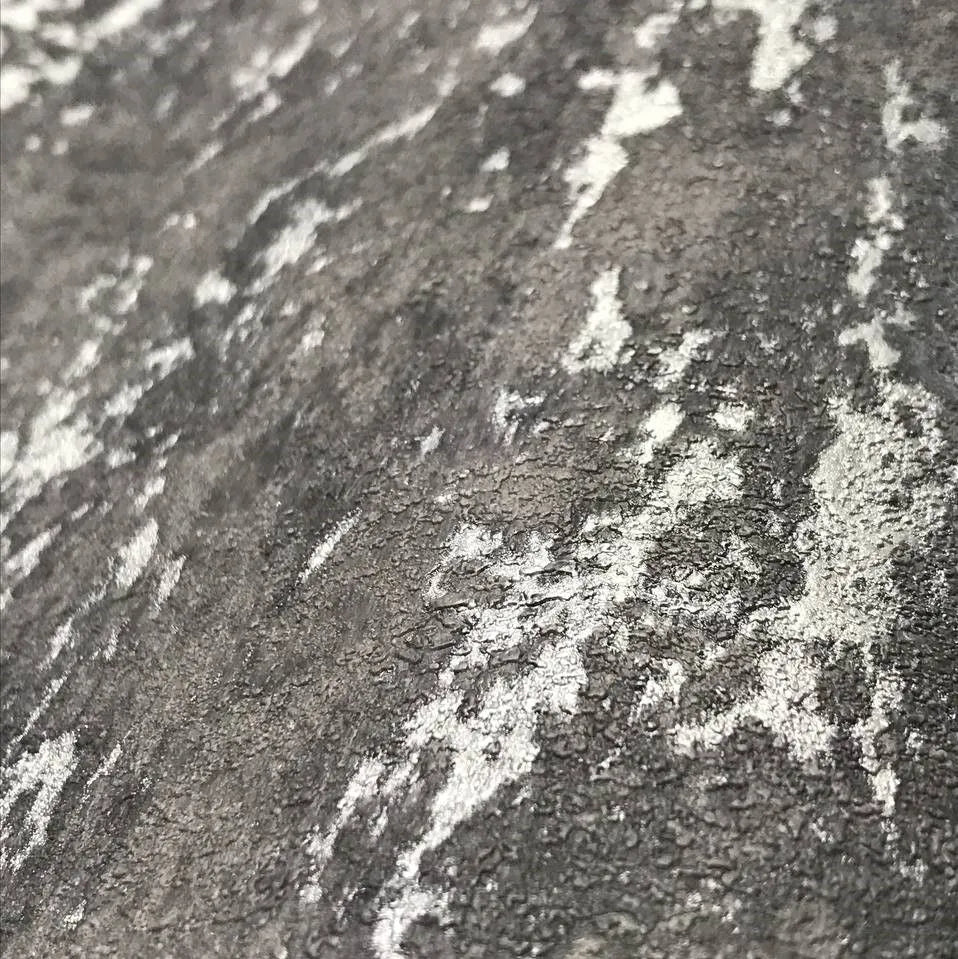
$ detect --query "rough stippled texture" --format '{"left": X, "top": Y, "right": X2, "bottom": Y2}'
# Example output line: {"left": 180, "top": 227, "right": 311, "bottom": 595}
{"left": 1, "top": 2, "right": 956, "bottom": 957}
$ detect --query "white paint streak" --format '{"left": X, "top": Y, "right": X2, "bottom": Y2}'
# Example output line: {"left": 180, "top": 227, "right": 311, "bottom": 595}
{"left": 154, "top": 555, "right": 185, "bottom": 607}
{"left": 554, "top": 68, "right": 681, "bottom": 249}
{"left": 301, "top": 514, "right": 359, "bottom": 583}
{"left": 474, "top": 6, "right": 537, "bottom": 55}
{"left": 114, "top": 519, "right": 158, "bottom": 592}
{"left": 0, "top": 732, "right": 78, "bottom": 871}
{"left": 562, "top": 267, "right": 631, "bottom": 373}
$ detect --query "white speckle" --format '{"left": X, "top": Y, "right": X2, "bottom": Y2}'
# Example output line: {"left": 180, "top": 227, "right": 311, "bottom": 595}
{"left": 296, "top": 321, "right": 326, "bottom": 356}
{"left": 563, "top": 267, "right": 631, "bottom": 373}
{"left": 475, "top": 6, "right": 537, "bottom": 55}
{"left": 465, "top": 195, "right": 492, "bottom": 213}
{"left": 301, "top": 513, "right": 359, "bottom": 583}
{"left": 0, "top": 732, "right": 78, "bottom": 872}
{"left": 114, "top": 519, "right": 159, "bottom": 592}
{"left": 194, "top": 270, "right": 235, "bottom": 307}
{"left": 65, "top": 338, "right": 101, "bottom": 381}
{"left": 63, "top": 900, "right": 85, "bottom": 929}
{"left": 418, "top": 426, "right": 443, "bottom": 459}
{"left": 60, "top": 102, "right": 93, "bottom": 126}
{"left": 713, "top": 0, "right": 813, "bottom": 92}
{"left": 882, "top": 60, "right": 948, "bottom": 152}
{"left": 154, "top": 554, "right": 185, "bottom": 608}
{"left": 106, "top": 447, "right": 136, "bottom": 469}
{"left": 480, "top": 147, "right": 509, "bottom": 172}
{"left": 554, "top": 68, "right": 681, "bottom": 249}
{"left": 492, "top": 389, "right": 544, "bottom": 445}
{"left": 626, "top": 402, "right": 684, "bottom": 466}
{"left": 654, "top": 329, "right": 716, "bottom": 389}
{"left": 489, "top": 72, "right": 525, "bottom": 97}
{"left": 710, "top": 402, "right": 755, "bottom": 432}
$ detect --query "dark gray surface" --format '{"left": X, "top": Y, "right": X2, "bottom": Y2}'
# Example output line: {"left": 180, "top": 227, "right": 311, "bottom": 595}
{"left": 1, "top": 1, "right": 956, "bottom": 957}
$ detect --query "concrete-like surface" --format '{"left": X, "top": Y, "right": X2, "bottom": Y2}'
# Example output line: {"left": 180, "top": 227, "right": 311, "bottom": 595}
{"left": 1, "top": 2, "right": 956, "bottom": 956}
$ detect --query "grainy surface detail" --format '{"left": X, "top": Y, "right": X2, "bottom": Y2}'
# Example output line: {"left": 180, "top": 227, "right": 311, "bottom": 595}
{"left": 1, "top": 2, "right": 956, "bottom": 957}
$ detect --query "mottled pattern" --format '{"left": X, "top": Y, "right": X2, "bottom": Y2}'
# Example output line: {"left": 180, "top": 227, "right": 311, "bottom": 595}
{"left": 1, "top": 2, "right": 957, "bottom": 957}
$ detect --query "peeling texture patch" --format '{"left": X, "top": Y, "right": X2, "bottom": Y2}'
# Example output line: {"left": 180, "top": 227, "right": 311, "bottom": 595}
{"left": 713, "top": 0, "right": 813, "bottom": 92}
{"left": 554, "top": 67, "right": 682, "bottom": 249}
{"left": 562, "top": 267, "right": 631, "bottom": 373}
{"left": 301, "top": 514, "right": 359, "bottom": 583}
{"left": 0, "top": 732, "right": 78, "bottom": 871}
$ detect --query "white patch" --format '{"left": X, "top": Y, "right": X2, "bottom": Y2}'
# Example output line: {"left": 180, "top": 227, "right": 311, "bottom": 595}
{"left": 418, "top": 426, "right": 443, "bottom": 459}
{"left": 480, "top": 147, "right": 509, "bottom": 172}
{"left": 426, "top": 523, "right": 503, "bottom": 601}
{"left": 654, "top": 329, "right": 716, "bottom": 389}
{"left": 710, "top": 402, "right": 754, "bottom": 432}
{"left": 114, "top": 519, "right": 159, "bottom": 592}
{"left": 633, "top": 10, "right": 679, "bottom": 51}
{"left": 626, "top": 402, "right": 684, "bottom": 466}
{"left": 882, "top": 60, "right": 948, "bottom": 152}
{"left": 60, "top": 102, "right": 93, "bottom": 126}
{"left": 0, "top": 0, "right": 163, "bottom": 112}
{"left": 631, "top": 658, "right": 686, "bottom": 721}
{"left": 0, "top": 430, "right": 18, "bottom": 478}
{"left": 254, "top": 199, "right": 359, "bottom": 290}
{"left": 492, "top": 389, "right": 544, "bottom": 445}
{"left": 0, "top": 389, "right": 101, "bottom": 531}
{"left": 846, "top": 177, "right": 903, "bottom": 303}
{"left": 713, "top": 0, "right": 813, "bottom": 92}
{"left": 838, "top": 307, "right": 912, "bottom": 370}
{"left": 465, "top": 195, "right": 492, "bottom": 213}
{"left": 154, "top": 555, "right": 185, "bottom": 607}
{"left": 3, "top": 674, "right": 67, "bottom": 762}
{"left": 302, "top": 442, "right": 743, "bottom": 956}
{"left": 194, "top": 270, "right": 235, "bottom": 307}
{"left": 3, "top": 524, "right": 59, "bottom": 588}
{"left": 474, "top": 6, "right": 537, "bottom": 55}
{"left": 489, "top": 72, "right": 525, "bottom": 97}
{"left": 301, "top": 513, "right": 359, "bottom": 583}
{"left": 554, "top": 68, "right": 681, "bottom": 249}
{"left": 562, "top": 267, "right": 631, "bottom": 373}
{"left": 63, "top": 900, "right": 85, "bottom": 929}
{"left": 134, "top": 475, "right": 165, "bottom": 511}
{"left": 0, "top": 731, "right": 78, "bottom": 871}
{"left": 674, "top": 393, "right": 945, "bottom": 784}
